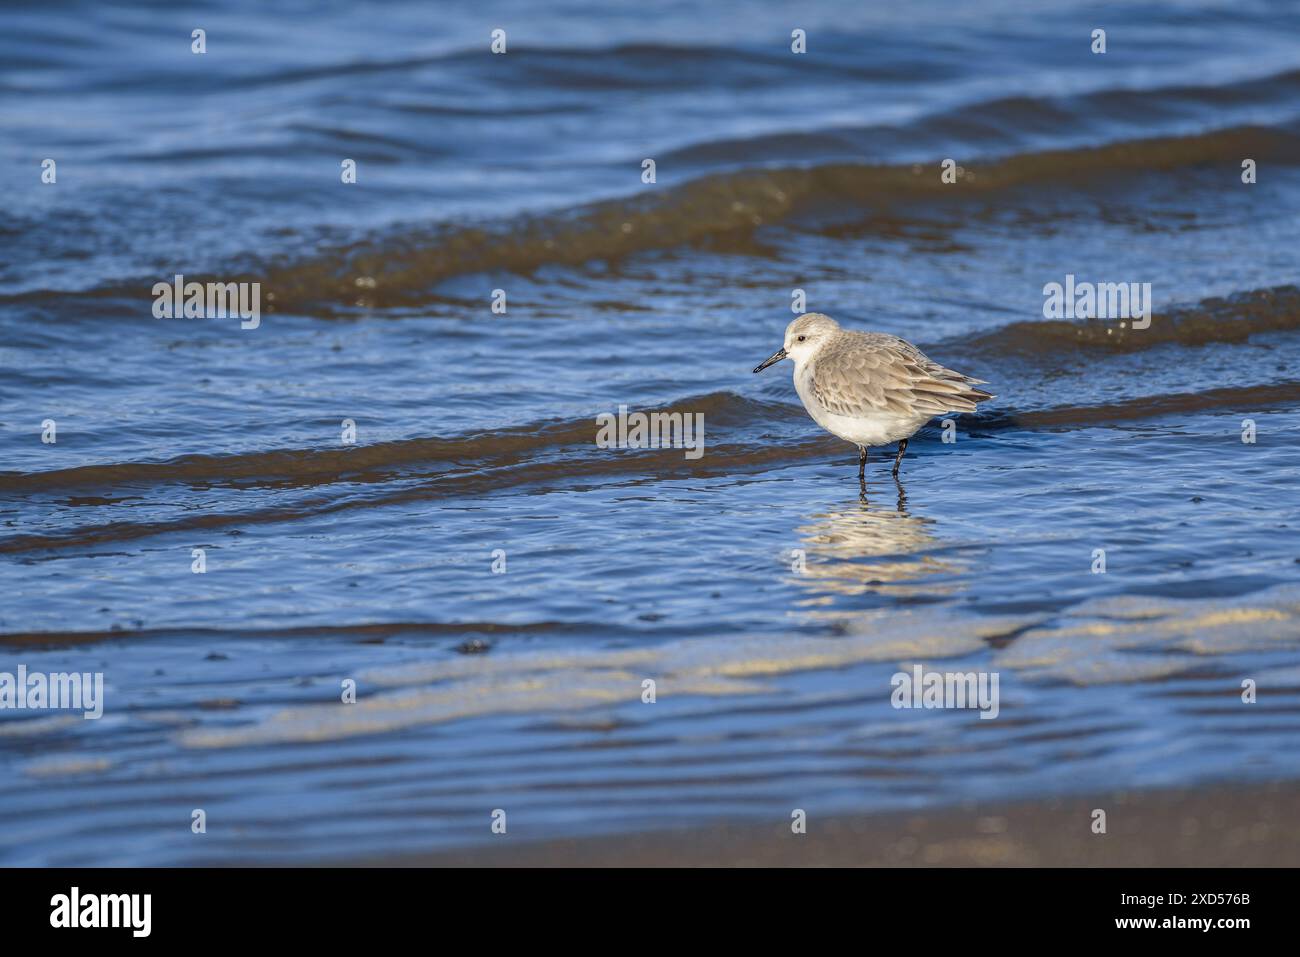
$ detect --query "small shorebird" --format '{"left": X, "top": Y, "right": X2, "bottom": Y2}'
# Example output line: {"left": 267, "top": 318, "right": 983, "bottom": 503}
{"left": 753, "top": 313, "right": 993, "bottom": 479}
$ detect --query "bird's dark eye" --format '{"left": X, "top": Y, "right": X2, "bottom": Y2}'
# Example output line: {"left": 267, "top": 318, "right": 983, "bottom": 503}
{"left": 797, "top": 335, "right": 806, "bottom": 342}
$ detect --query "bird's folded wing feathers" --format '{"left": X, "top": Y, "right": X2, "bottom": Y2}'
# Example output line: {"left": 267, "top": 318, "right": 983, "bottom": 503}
{"left": 810, "top": 344, "right": 993, "bottom": 417}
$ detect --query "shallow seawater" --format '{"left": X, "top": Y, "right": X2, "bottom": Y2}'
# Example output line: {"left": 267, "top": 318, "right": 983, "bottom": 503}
{"left": 2, "top": 0, "right": 1300, "bottom": 864}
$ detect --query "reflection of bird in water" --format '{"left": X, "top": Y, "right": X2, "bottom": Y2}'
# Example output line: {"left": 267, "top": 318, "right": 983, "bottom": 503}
{"left": 792, "top": 478, "right": 967, "bottom": 607}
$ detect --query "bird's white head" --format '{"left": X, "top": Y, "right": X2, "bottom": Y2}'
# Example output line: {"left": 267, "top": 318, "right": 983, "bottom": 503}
{"left": 752, "top": 312, "right": 840, "bottom": 373}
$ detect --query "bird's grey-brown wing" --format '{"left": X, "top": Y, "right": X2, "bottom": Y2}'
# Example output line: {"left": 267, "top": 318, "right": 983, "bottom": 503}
{"left": 809, "top": 334, "right": 994, "bottom": 417}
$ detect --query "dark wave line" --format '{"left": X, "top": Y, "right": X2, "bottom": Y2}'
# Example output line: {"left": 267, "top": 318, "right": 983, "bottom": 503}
{"left": 4, "top": 283, "right": 1299, "bottom": 500}
{"left": 965, "top": 285, "right": 1300, "bottom": 356}
{"left": 1014, "top": 381, "right": 1300, "bottom": 428}
{"left": 2, "top": 125, "right": 1296, "bottom": 317}
{"left": 0, "top": 393, "right": 802, "bottom": 495}
{"left": 4, "top": 376, "right": 1299, "bottom": 556}
{"left": 0, "top": 618, "right": 616, "bottom": 649}
{"left": 133, "top": 125, "right": 1300, "bottom": 314}
{"left": 662, "top": 67, "right": 1300, "bottom": 165}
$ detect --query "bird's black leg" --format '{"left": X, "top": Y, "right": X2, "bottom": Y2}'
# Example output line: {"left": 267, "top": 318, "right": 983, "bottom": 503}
{"left": 857, "top": 445, "right": 867, "bottom": 480}
{"left": 892, "top": 438, "right": 908, "bottom": 477}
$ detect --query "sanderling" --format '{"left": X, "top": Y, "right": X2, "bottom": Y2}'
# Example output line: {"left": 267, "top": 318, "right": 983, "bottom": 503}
{"left": 753, "top": 313, "right": 993, "bottom": 479}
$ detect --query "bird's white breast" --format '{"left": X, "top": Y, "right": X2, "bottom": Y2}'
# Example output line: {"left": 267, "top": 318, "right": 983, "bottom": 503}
{"left": 793, "top": 360, "right": 929, "bottom": 447}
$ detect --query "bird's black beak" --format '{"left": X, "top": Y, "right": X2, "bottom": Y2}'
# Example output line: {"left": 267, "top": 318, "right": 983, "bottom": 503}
{"left": 752, "top": 347, "right": 787, "bottom": 373}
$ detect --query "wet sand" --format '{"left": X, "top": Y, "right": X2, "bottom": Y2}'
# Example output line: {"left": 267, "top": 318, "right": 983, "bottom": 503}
{"left": 362, "top": 781, "right": 1300, "bottom": 867}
